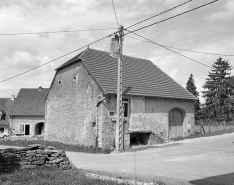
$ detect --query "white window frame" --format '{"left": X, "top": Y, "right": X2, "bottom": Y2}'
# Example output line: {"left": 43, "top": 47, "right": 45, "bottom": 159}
{"left": 122, "top": 98, "right": 130, "bottom": 118}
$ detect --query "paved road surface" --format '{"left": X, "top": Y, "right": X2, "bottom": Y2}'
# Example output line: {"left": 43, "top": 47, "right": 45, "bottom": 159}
{"left": 67, "top": 133, "right": 234, "bottom": 185}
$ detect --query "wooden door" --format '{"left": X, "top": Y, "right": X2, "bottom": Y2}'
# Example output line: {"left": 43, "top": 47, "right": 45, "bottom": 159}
{"left": 169, "top": 108, "right": 183, "bottom": 139}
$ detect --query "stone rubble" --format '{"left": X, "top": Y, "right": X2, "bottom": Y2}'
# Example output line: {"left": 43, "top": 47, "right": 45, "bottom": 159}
{"left": 0, "top": 144, "right": 72, "bottom": 173}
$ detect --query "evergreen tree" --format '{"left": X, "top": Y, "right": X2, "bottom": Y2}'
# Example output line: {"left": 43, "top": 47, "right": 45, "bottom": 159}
{"left": 203, "top": 57, "right": 234, "bottom": 121}
{"left": 186, "top": 74, "right": 201, "bottom": 121}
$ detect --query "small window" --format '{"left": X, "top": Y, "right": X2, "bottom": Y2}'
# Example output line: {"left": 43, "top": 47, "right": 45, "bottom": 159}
{"left": 58, "top": 79, "right": 62, "bottom": 86}
{"left": 73, "top": 74, "right": 78, "bottom": 84}
{"left": 122, "top": 98, "right": 129, "bottom": 117}
{"left": 0, "top": 127, "right": 4, "bottom": 133}
{"left": 0, "top": 112, "right": 5, "bottom": 120}
{"left": 19, "top": 124, "right": 24, "bottom": 132}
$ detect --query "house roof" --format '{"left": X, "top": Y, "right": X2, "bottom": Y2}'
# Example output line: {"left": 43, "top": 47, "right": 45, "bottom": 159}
{"left": 56, "top": 48, "right": 196, "bottom": 100}
{"left": 10, "top": 88, "right": 49, "bottom": 116}
{"left": 0, "top": 98, "right": 14, "bottom": 125}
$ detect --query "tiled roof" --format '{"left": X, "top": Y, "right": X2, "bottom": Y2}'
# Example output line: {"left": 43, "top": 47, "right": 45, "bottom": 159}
{"left": 0, "top": 98, "right": 14, "bottom": 125}
{"left": 10, "top": 88, "right": 49, "bottom": 116}
{"left": 57, "top": 48, "right": 196, "bottom": 100}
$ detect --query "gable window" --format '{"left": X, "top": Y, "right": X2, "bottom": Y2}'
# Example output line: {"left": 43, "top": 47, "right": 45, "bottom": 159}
{"left": 122, "top": 98, "right": 129, "bottom": 117}
{"left": 0, "top": 111, "right": 6, "bottom": 120}
{"left": 58, "top": 79, "right": 62, "bottom": 85}
{"left": 73, "top": 74, "right": 78, "bottom": 84}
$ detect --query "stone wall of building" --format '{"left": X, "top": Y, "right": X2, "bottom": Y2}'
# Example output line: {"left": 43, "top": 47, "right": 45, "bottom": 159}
{"left": 0, "top": 144, "right": 72, "bottom": 173}
{"left": 98, "top": 95, "right": 195, "bottom": 149}
{"left": 45, "top": 62, "right": 104, "bottom": 146}
{"left": 130, "top": 97, "right": 195, "bottom": 142}
{"left": 11, "top": 116, "right": 45, "bottom": 136}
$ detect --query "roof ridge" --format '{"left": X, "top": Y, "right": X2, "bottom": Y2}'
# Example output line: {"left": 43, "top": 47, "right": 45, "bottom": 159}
{"left": 88, "top": 47, "right": 152, "bottom": 62}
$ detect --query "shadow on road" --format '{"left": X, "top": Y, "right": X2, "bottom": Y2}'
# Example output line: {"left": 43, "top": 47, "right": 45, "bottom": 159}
{"left": 190, "top": 172, "right": 234, "bottom": 185}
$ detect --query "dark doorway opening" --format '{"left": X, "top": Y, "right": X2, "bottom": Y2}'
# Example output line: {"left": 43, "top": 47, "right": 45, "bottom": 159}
{"left": 35, "top": 122, "right": 44, "bottom": 135}
{"left": 130, "top": 133, "right": 150, "bottom": 147}
{"left": 25, "top": 125, "right": 30, "bottom": 135}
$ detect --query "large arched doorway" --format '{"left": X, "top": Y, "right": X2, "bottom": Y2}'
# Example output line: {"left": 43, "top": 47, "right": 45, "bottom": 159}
{"left": 35, "top": 122, "right": 44, "bottom": 136}
{"left": 169, "top": 108, "right": 185, "bottom": 139}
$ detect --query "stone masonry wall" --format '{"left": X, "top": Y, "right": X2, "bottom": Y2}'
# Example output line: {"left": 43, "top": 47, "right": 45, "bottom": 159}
{"left": 130, "top": 97, "right": 195, "bottom": 142}
{"left": 45, "top": 62, "right": 104, "bottom": 146}
{"left": 0, "top": 144, "right": 72, "bottom": 173}
{"left": 99, "top": 95, "right": 195, "bottom": 149}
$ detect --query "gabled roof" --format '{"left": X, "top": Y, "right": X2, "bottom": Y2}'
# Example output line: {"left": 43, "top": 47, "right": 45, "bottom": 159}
{"left": 0, "top": 98, "right": 14, "bottom": 125}
{"left": 57, "top": 48, "right": 196, "bottom": 100}
{"left": 10, "top": 88, "right": 49, "bottom": 116}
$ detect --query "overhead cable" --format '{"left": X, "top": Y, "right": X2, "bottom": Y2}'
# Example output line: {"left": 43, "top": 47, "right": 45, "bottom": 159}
{"left": 126, "top": 35, "right": 234, "bottom": 57}
{"left": 0, "top": 28, "right": 117, "bottom": 36}
{"left": 124, "top": 0, "right": 219, "bottom": 35}
{"left": 111, "top": 0, "right": 120, "bottom": 27}
{"left": 126, "top": 29, "right": 213, "bottom": 69}
{"left": 126, "top": 0, "right": 193, "bottom": 29}
{"left": 0, "top": 34, "right": 112, "bottom": 84}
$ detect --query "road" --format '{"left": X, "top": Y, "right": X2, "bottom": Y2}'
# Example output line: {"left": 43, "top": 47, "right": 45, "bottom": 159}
{"left": 67, "top": 133, "right": 234, "bottom": 185}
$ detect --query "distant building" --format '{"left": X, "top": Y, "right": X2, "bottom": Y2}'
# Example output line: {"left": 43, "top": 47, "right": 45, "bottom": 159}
{"left": 10, "top": 87, "right": 49, "bottom": 137}
{"left": 45, "top": 48, "right": 196, "bottom": 149}
{"left": 0, "top": 97, "right": 14, "bottom": 137}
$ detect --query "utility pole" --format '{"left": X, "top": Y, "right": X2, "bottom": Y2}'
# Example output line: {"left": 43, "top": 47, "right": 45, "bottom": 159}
{"left": 115, "top": 25, "right": 124, "bottom": 151}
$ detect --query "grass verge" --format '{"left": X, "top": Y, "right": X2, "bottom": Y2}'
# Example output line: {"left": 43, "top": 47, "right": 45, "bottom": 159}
{"left": 172, "top": 128, "right": 234, "bottom": 142}
{"left": 0, "top": 167, "right": 128, "bottom": 185}
{"left": 0, "top": 139, "right": 111, "bottom": 154}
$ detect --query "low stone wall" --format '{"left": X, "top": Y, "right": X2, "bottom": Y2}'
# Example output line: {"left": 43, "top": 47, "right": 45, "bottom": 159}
{"left": 0, "top": 144, "right": 72, "bottom": 173}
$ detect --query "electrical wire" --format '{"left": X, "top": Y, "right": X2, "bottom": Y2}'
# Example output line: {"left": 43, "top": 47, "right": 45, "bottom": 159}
{"left": 126, "top": 35, "right": 234, "bottom": 57}
{"left": 0, "top": 34, "right": 112, "bottom": 84}
{"left": 124, "top": 0, "right": 219, "bottom": 35}
{"left": 111, "top": 0, "right": 120, "bottom": 27}
{"left": 0, "top": 28, "right": 117, "bottom": 36}
{"left": 126, "top": 0, "right": 193, "bottom": 29}
{"left": 125, "top": 29, "right": 213, "bottom": 69}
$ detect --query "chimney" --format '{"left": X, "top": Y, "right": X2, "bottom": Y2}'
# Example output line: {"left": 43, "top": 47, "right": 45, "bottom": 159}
{"left": 38, "top": 86, "right": 42, "bottom": 91}
{"left": 11, "top": 95, "right": 15, "bottom": 100}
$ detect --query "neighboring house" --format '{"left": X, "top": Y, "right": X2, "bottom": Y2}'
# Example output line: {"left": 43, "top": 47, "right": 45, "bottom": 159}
{"left": 45, "top": 48, "right": 196, "bottom": 149}
{"left": 0, "top": 97, "right": 14, "bottom": 137}
{"left": 10, "top": 87, "right": 49, "bottom": 137}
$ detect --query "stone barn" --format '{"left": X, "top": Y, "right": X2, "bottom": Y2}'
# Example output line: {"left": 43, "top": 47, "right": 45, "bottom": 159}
{"left": 10, "top": 87, "right": 49, "bottom": 137}
{"left": 45, "top": 48, "right": 196, "bottom": 149}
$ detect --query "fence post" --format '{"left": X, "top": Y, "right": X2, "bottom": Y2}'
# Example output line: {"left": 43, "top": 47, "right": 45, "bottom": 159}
{"left": 209, "top": 119, "right": 211, "bottom": 135}
{"left": 200, "top": 120, "right": 202, "bottom": 134}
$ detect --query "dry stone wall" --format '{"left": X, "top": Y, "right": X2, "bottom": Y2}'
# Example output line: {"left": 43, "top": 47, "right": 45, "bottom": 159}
{"left": 0, "top": 144, "right": 72, "bottom": 173}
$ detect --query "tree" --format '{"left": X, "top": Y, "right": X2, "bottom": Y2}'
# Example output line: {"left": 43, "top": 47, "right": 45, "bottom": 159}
{"left": 186, "top": 74, "right": 201, "bottom": 121}
{"left": 202, "top": 57, "right": 234, "bottom": 121}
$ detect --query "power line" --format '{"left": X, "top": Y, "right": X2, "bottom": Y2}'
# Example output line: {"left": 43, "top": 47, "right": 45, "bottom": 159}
{"left": 126, "top": 0, "right": 193, "bottom": 29}
{"left": 0, "top": 28, "right": 117, "bottom": 36}
{"left": 111, "top": 0, "right": 119, "bottom": 27}
{"left": 126, "top": 35, "right": 234, "bottom": 57}
{"left": 125, "top": 29, "right": 213, "bottom": 69}
{"left": 124, "top": 0, "right": 219, "bottom": 35}
{"left": 0, "top": 34, "right": 112, "bottom": 84}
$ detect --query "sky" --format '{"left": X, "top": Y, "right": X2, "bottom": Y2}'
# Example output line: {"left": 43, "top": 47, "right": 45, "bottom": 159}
{"left": 0, "top": 0, "right": 234, "bottom": 103}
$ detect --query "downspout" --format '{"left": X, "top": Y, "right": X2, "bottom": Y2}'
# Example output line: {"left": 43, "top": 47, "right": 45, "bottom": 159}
{"left": 96, "top": 97, "right": 106, "bottom": 147}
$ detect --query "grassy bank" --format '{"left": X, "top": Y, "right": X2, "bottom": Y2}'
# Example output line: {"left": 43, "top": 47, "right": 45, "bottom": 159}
{"left": 172, "top": 127, "right": 234, "bottom": 142}
{"left": 0, "top": 167, "right": 127, "bottom": 185}
{"left": 0, "top": 139, "right": 111, "bottom": 154}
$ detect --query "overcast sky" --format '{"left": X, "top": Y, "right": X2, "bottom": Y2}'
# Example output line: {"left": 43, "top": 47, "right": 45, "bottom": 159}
{"left": 0, "top": 0, "right": 233, "bottom": 103}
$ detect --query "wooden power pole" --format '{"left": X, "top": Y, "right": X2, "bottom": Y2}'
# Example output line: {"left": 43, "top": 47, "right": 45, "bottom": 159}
{"left": 115, "top": 25, "right": 124, "bottom": 151}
